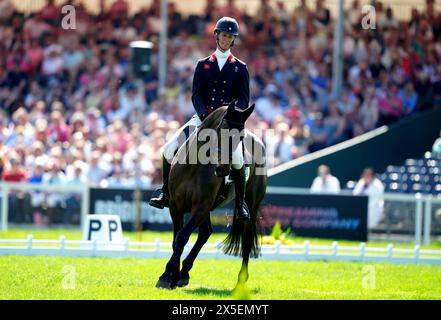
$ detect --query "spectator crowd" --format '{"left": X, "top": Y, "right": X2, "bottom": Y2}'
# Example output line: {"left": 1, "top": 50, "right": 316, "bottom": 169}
{"left": 0, "top": 0, "right": 440, "bottom": 206}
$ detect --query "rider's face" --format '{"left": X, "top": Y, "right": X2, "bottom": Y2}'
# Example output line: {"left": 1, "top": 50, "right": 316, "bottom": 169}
{"left": 217, "top": 32, "right": 235, "bottom": 51}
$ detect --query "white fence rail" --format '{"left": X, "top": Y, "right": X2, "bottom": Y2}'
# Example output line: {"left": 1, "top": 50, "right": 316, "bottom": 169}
{"left": 1, "top": 236, "right": 441, "bottom": 265}
{"left": 2, "top": 183, "right": 441, "bottom": 245}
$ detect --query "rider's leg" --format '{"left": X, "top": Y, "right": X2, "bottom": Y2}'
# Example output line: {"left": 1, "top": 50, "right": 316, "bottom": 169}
{"left": 149, "top": 125, "right": 184, "bottom": 209}
{"left": 149, "top": 115, "right": 201, "bottom": 209}
{"left": 149, "top": 152, "right": 173, "bottom": 209}
{"left": 231, "top": 141, "right": 250, "bottom": 220}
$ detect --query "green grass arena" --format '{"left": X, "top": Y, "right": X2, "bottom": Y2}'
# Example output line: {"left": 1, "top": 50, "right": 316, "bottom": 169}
{"left": 1, "top": 229, "right": 441, "bottom": 300}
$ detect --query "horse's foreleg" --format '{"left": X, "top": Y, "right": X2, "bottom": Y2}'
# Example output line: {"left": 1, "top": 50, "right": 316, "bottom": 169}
{"left": 178, "top": 216, "right": 213, "bottom": 287}
{"left": 157, "top": 203, "right": 183, "bottom": 290}
{"left": 156, "top": 208, "right": 206, "bottom": 289}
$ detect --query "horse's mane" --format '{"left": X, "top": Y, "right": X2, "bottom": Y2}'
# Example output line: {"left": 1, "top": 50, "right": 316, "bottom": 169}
{"left": 198, "top": 106, "right": 228, "bottom": 130}
{"left": 173, "top": 107, "right": 228, "bottom": 166}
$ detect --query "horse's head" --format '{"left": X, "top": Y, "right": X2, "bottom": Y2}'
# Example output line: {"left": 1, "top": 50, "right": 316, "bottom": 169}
{"left": 214, "top": 101, "right": 254, "bottom": 177}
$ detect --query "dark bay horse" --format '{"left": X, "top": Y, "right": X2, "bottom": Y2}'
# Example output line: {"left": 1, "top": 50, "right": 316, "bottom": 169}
{"left": 155, "top": 102, "right": 267, "bottom": 290}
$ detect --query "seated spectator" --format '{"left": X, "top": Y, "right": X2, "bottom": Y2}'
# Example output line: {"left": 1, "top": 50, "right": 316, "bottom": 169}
{"left": 42, "top": 44, "right": 64, "bottom": 77}
{"left": 255, "top": 90, "right": 284, "bottom": 124}
{"left": 273, "top": 122, "right": 295, "bottom": 166}
{"left": 2, "top": 153, "right": 26, "bottom": 182}
{"left": 218, "top": 0, "right": 244, "bottom": 22}
{"left": 2, "top": 153, "right": 28, "bottom": 223}
{"left": 359, "top": 86, "right": 379, "bottom": 131}
{"left": 47, "top": 110, "right": 69, "bottom": 143}
{"left": 28, "top": 159, "right": 45, "bottom": 223}
{"left": 65, "top": 160, "right": 86, "bottom": 224}
{"left": 40, "top": 0, "right": 59, "bottom": 23}
{"left": 105, "top": 166, "right": 128, "bottom": 188}
{"left": 0, "top": 0, "right": 15, "bottom": 24}
{"left": 291, "top": 121, "right": 310, "bottom": 158}
{"left": 398, "top": 82, "right": 418, "bottom": 116}
{"left": 23, "top": 12, "right": 52, "bottom": 40}
{"left": 109, "top": 0, "right": 129, "bottom": 22}
{"left": 118, "top": 82, "right": 147, "bottom": 123}
{"left": 307, "top": 112, "right": 328, "bottom": 152}
{"left": 8, "top": 107, "right": 35, "bottom": 147}
{"left": 310, "top": 164, "right": 341, "bottom": 194}
{"left": 377, "top": 82, "right": 403, "bottom": 126}
{"left": 353, "top": 167, "right": 385, "bottom": 228}
{"left": 25, "top": 39, "right": 44, "bottom": 74}
{"left": 324, "top": 100, "right": 346, "bottom": 146}
{"left": 292, "top": 0, "right": 310, "bottom": 32}
{"left": 86, "top": 150, "right": 108, "bottom": 187}
{"left": 42, "top": 159, "right": 67, "bottom": 224}
{"left": 28, "top": 160, "right": 44, "bottom": 184}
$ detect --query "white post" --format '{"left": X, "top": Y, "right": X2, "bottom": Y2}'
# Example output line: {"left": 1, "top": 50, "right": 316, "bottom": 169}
{"left": 275, "top": 240, "right": 281, "bottom": 256}
{"left": 387, "top": 243, "right": 393, "bottom": 261}
{"left": 414, "top": 245, "right": 420, "bottom": 264}
{"left": 332, "top": 242, "right": 338, "bottom": 259}
{"left": 415, "top": 195, "right": 423, "bottom": 245}
{"left": 1, "top": 183, "right": 9, "bottom": 231}
{"left": 359, "top": 242, "right": 366, "bottom": 261}
{"left": 80, "top": 184, "right": 89, "bottom": 232}
{"left": 155, "top": 238, "right": 161, "bottom": 256}
{"left": 27, "top": 234, "right": 33, "bottom": 254}
{"left": 215, "top": 239, "right": 222, "bottom": 259}
{"left": 304, "top": 241, "right": 310, "bottom": 260}
{"left": 124, "top": 237, "right": 129, "bottom": 254}
{"left": 60, "top": 235, "right": 65, "bottom": 254}
{"left": 423, "top": 198, "right": 432, "bottom": 246}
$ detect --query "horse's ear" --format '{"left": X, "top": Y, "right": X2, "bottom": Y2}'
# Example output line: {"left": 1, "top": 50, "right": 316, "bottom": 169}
{"left": 240, "top": 103, "right": 255, "bottom": 121}
{"left": 228, "top": 100, "right": 237, "bottom": 111}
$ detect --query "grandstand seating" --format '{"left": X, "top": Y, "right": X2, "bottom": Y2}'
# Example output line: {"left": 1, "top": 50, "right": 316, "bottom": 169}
{"left": 348, "top": 151, "right": 441, "bottom": 195}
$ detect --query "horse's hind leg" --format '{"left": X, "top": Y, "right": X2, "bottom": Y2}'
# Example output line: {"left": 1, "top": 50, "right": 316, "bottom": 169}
{"left": 235, "top": 176, "right": 265, "bottom": 290}
{"left": 178, "top": 215, "right": 213, "bottom": 287}
{"left": 156, "top": 207, "right": 207, "bottom": 289}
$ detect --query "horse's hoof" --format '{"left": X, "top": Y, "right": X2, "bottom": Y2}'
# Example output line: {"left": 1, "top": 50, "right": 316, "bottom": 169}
{"left": 155, "top": 279, "right": 175, "bottom": 290}
{"left": 177, "top": 277, "right": 189, "bottom": 287}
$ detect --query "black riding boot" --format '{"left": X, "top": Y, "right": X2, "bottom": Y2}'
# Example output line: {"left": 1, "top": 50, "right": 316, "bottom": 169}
{"left": 149, "top": 156, "right": 171, "bottom": 209}
{"left": 231, "top": 165, "right": 250, "bottom": 221}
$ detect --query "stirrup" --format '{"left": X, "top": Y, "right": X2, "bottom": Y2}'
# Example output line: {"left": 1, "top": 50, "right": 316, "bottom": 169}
{"left": 149, "top": 189, "right": 169, "bottom": 209}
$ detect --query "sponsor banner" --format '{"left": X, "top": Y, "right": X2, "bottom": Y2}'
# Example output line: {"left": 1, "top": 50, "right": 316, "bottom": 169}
{"left": 260, "top": 193, "right": 368, "bottom": 241}
{"left": 89, "top": 188, "right": 367, "bottom": 241}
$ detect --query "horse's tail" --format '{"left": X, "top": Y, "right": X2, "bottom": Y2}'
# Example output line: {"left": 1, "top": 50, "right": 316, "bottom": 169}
{"left": 221, "top": 218, "right": 260, "bottom": 258}
{"left": 221, "top": 200, "right": 263, "bottom": 258}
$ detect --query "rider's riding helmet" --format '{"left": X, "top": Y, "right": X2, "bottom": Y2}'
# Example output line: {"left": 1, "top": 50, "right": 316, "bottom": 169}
{"left": 214, "top": 17, "right": 240, "bottom": 36}
{"left": 214, "top": 17, "right": 239, "bottom": 47}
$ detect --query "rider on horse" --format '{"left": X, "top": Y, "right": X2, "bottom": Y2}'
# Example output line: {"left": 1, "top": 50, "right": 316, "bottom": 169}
{"left": 149, "top": 16, "right": 251, "bottom": 221}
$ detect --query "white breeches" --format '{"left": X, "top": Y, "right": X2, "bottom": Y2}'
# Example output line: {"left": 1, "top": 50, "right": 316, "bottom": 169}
{"left": 163, "top": 114, "right": 244, "bottom": 169}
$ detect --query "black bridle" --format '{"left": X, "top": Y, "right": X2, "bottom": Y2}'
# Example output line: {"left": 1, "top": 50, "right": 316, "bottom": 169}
{"left": 215, "top": 114, "right": 245, "bottom": 163}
